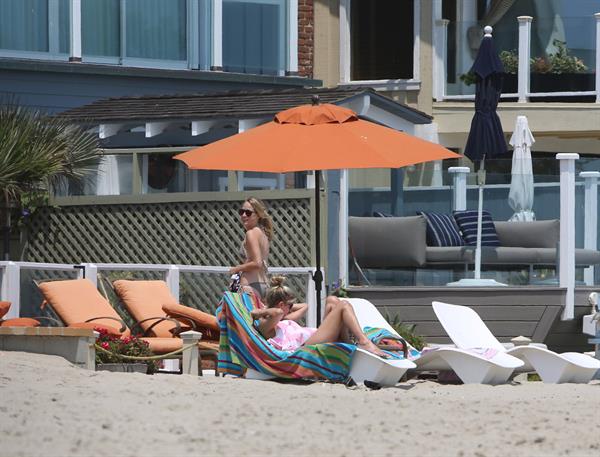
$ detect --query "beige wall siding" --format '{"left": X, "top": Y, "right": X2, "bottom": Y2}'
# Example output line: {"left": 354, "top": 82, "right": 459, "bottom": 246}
{"left": 314, "top": 0, "right": 340, "bottom": 87}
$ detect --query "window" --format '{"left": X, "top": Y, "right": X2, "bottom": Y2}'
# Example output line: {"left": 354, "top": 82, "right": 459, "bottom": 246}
{"left": 1, "top": 0, "right": 294, "bottom": 75}
{"left": 0, "top": 0, "right": 70, "bottom": 56}
{"left": 222, "top": 0, "right": 286, "bottom": 75}
{"left": 342, "top": 0, "right": 416, "bottom": 82}
{"left": 124, "top": 0, "right": 186, "bottom": 62}
{"left": 82, "top": 0, "right": 120, "bottom": 58}
{"left": 81, "top": 0, "right": 187, "bottom": 64}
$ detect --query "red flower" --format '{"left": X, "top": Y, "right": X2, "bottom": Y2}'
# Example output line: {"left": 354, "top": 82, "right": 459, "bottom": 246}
{"left": 100, "top": 342, "right": 110, "bottom": 350}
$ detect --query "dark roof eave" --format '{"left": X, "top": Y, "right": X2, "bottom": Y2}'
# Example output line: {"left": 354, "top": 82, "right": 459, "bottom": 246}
{"left": 0, "top": 58, "right": 322, "bottom": 87}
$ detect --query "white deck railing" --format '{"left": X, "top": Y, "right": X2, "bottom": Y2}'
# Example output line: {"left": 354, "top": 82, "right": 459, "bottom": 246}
{"left": 0, "top": 262, "right": 322, "bottom": 327}
{"left": 433, "top": 13, "right": 600, "bottom": 102}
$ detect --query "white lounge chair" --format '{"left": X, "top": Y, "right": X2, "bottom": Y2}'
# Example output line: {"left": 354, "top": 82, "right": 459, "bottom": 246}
{"left": 432, "top": 301, "right": 600, "bottom": 384}
{"left": 246, "top": 348, "right": 415, "bottom": 387}
{"left": 346, "top": 298, "right": 524, "bottom": 385}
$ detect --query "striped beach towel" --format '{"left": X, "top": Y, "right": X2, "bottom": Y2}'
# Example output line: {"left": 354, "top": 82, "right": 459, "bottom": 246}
{"left": 363, "top": 326, "right": 421, "bottom": 360}
{"left": 217, "top": 292, "right": 356, "bottom": 382}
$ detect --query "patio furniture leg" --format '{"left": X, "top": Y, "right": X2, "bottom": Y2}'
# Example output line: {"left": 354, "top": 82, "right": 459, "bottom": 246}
{"left": 180, "top": 331, "right": 202, "bottom": 376}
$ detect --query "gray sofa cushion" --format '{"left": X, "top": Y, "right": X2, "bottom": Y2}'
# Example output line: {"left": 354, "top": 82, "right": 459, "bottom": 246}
{"left": 480, "top": 247, "right": 543, "bottom": 265}
{"left": 349, "top": 216, "right": 426, "bottom": 268}
{"left": 494, "top": 220, "right": 559, "bottom": 248}
{"left": 426, "top": 247, "right": 474, "bottom": 264}
{"left": 536, "top": 248, "right": 600, "bottom": 267}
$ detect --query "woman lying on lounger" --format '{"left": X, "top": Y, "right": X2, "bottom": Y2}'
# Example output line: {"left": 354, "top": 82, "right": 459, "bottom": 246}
{"left": 251, "top": 276, "right": 386, "bottom": 357}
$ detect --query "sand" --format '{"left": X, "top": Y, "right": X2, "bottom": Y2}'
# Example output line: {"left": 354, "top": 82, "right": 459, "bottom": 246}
{"left": 1, "top": 351, "right": 599, "bottom": 457}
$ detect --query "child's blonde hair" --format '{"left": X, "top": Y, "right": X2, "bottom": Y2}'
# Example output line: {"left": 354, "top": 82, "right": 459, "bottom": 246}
{"left": 265, "top": 275, "right": 295, "bottom": 308}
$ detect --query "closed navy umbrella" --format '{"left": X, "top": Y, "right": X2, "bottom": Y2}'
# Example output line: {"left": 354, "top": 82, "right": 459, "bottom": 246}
{"left": 453, "top": 26, "right": 508, "bottom": 286}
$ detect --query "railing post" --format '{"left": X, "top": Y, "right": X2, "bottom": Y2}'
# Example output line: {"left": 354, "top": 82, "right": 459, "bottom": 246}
{"left": 449, "top": 166, "right": 469, "bottom": 211}
{"left": 595, "top": 13, "right": 600, "bottom": 103}
{"left": 557, "top": 153, "right": 579, "bottom": 320}
{"left": 69, "top": 0, "right": 82, "bottom": 62}
{"left": 165, "top": 265, "right": 180, "bottom": 302}
{"left": 306, "top": 271, "right": 317, "bottom": 328}
{"left": 0, "top": 262, "right": 20, "bottom": 318}
{"left": 580, "top": 172, "right": 600, "bottom": 285}
{"left": 517, "top": 16, "right": 532, "bottom": 103}
{"left": 434, "top": 19, "right": 449, "bottom": 102}
{"left": 79, "top": 263, "right": 98, "bottom": 286}
{"left": 338, "top": 169, "right": 349, "bottom": 288}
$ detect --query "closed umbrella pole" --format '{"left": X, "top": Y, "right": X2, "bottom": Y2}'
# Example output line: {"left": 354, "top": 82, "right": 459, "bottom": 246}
{"left": 449, "top": 26, "right": 508, "bottom": 287}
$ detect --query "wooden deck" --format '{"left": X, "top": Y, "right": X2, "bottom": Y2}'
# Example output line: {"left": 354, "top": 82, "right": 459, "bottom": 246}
{"left": 347, "top": 286, "right": 596, "bottom": 353}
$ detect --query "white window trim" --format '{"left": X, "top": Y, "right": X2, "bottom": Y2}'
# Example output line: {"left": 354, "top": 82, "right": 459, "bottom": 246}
{"left": 339, "top": 0, "right": 421, "bottom": 91}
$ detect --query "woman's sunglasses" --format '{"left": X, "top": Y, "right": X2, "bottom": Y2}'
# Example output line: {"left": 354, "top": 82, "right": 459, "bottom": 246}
{"left": 238, "top": 208, "right": 254, "bottom": 217}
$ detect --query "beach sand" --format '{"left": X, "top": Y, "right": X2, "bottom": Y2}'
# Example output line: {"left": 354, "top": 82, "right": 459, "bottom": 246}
{"left": 1, "top": 351, "right": 599, "bottom": 457}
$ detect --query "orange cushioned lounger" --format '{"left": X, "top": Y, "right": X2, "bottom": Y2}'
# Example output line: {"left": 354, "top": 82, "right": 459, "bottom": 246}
{"left": 112, "top": 280, "right": 219, "bottom": 365}
{"left": 36, "top": 279, "right": 184, "bottom": 355}
{"left": 113, "top": 280, "right": 219, "bottom": 340}
{"left": 0, "top": 301, "right": 40, "bottom": 327}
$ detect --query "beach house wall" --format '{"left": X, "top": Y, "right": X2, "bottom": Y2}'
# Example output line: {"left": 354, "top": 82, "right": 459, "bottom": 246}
{"left": 311, "top": 0, "right": 600, "bottom": 287}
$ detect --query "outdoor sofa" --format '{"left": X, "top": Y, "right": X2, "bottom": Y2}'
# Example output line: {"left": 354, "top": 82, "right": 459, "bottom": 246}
{"left": 348, "top": 216, "right": 600, "bottom": 271}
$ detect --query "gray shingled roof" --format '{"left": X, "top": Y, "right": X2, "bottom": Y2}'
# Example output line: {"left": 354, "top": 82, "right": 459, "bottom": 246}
{"left": 58, "top": 87, "right": 432, "bottom": 124}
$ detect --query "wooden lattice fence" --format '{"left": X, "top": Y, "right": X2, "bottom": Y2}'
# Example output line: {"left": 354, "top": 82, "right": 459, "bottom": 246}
{"left": 21, "top": 194, "right": 314, "bottom": 313}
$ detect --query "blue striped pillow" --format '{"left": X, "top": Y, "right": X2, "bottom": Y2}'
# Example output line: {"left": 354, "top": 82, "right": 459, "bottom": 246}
{"left": 452, "top": 210, "right": 500, "bottom": 246}
{"left": 417, "top": 212, "right": 464, "bottom": 247}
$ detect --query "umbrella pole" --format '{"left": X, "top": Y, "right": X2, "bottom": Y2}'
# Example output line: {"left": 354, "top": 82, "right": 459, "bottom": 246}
{"left": 474, "top": 158, "right": 485, "bottom": 280}
{"left": 313, "top": 169, "right": 323, "bottom": 325}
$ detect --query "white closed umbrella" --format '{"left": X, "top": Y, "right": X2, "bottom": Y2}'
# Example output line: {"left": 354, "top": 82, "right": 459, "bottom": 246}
{"left": 508, "top": 115, "right": 536, "bottom": 221}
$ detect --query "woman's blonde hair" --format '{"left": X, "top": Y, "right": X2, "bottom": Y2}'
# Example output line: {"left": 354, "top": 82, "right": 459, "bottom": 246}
{"left": 246, "top": 197, "right": 274, "bottom": 241}
{"left": 265, "top": 275, "right": 295, "bottom": 308}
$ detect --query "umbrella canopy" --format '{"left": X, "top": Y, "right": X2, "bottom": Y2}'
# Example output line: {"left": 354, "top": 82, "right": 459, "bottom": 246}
{"left": 508, "top": 115, "right": 536, "bottom": 221}
{"left": 175, "top": 99, "right": 460, "bottom": 319}
{"left": 463, "top": 27, "right": 507, "bottom": 163}
{"left": 176, "top": 103, "right": 459, "bottom": 172}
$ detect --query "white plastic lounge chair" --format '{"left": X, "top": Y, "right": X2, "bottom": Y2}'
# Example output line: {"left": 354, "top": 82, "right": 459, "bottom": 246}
{"left": 246, "top": 347, "right": 416, "bottom": 387}
{"left": 432, "top": 301, "right": 600, "bottom": 384}
{"left": 346, "top": 298, "right": 524, "bottom": 385}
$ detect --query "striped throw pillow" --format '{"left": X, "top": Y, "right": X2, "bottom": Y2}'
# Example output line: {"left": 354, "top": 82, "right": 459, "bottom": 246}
{"left": 417, "top": 212, "right": 464, "bottom": 247}
{"left": 452, "top": 210, "right": 500, "bottom": 246}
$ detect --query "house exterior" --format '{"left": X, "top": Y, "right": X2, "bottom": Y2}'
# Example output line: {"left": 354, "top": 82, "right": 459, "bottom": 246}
{"left": 1, "top": 0, "right": 599, "bottom": 351}
{"left": 312, "top": 0, "right": 600, "bottom": 284}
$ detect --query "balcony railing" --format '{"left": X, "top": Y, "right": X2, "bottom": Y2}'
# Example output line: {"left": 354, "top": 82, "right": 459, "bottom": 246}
{"left": 434, "top": 13, "right": 600, "bottom": 103}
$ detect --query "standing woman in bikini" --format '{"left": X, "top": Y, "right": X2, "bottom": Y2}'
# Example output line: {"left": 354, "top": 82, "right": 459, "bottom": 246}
{"left": 230, "top": 197, "right": 273, "bottom": 300}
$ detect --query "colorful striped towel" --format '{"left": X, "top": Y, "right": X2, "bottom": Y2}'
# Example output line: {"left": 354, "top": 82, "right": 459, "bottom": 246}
{"left": 363, "top": 326, "right": 421, "bottom": 360}
{"left": 217, "top": 292, "right": 356, "bottom": 382}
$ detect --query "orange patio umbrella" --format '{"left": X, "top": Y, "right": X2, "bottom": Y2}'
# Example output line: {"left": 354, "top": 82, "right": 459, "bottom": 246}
{"left": 175, "top": 98, "right": 460, "bottom": 319}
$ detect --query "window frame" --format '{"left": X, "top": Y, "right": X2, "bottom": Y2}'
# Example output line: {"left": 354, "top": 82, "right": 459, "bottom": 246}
{"left": 0, "top": 0, "right": 70, "bottom": 61}
{"left": 339, "top": 0, "right": 421, "bottom": 90}
{"left": 0, "top": 0, "right": 297, "bottom": 75}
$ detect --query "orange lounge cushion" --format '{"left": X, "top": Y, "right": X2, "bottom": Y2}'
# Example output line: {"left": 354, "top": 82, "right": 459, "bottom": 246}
{"left": 113, "top": 280, "right": 180, "bottom": 338}
{"left": 0, "top": 301, "right": 10, "bottom": 319}
{"left": 140, "top": 337, "right": 183, "bottom": 354}
{"left": 69, "top": 322, "right": 122, "bottom": 337}
{"left": 38, "top": 279, "right": 130, "bottom": 337}
{"left": 162, "top": 303, "right": 220, "bottom": 340}
{"left": 0, "top": 317, "right": 41, "bottom": 327}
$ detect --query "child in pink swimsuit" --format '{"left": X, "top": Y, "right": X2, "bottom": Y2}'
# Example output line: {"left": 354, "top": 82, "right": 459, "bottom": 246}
{"left": 268, "top": 319, "right": 316, "bottom": 352}
{"left": 251, "top": 276, "right": 386, "bottom": 357}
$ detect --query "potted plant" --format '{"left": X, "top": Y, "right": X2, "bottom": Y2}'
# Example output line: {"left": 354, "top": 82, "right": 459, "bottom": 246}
{"left": 95, "top": 327, "right": 160, "bottom": 374}
{"left": 530, "top": 39, "right": 593, "bottom": 98}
